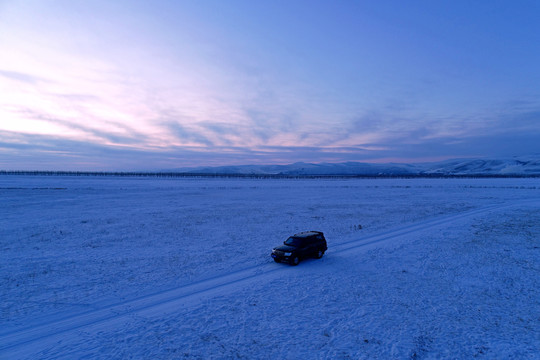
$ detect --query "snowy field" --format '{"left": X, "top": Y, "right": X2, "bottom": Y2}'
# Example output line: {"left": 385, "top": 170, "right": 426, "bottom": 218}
{"left": 1, "top": 175, "right": 539, "bottom": 359}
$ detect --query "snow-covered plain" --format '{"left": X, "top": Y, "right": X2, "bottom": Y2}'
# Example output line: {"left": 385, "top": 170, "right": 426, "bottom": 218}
{"left": 1, "top": 176, "right": 539, "bottom": 359}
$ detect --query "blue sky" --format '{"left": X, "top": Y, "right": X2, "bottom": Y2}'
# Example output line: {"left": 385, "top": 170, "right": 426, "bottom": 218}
{"left": 1, "top": 0, "right": 540, "bottom": 170}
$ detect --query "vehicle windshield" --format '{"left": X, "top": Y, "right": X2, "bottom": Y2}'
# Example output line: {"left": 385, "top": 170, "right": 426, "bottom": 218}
{"left": 284, "top": 237, "right": 303, "bottom": 247}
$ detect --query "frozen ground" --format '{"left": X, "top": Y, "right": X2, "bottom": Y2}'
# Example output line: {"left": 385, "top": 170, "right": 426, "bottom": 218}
{"left": 1, "top": 176, "right": 539, "bottom": 359}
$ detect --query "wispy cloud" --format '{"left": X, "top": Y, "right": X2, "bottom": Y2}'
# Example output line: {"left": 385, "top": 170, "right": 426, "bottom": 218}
{"left": 8, "top": 106, "right": 144, "bottom": 146}
{"left": 161, "top": 121, "right": 214, "bottom": 147}
{"left": 0, "top": 69, "right": 50, "bottom": 84}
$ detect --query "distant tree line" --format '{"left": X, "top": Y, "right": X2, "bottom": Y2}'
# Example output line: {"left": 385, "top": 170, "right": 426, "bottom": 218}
{"left": 0, "top": 170, "right": 539, "bottom": 179}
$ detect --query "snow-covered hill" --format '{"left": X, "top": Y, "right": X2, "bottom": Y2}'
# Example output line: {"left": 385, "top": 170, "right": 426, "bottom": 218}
{"left": 418, "top": 156, "right": 540, "bottom": 175}
{"left": 169, "top": 155, "right": 540, "bottom": 176}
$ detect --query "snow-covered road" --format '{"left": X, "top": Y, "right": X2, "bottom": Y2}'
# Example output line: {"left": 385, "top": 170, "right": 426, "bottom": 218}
{"left": 0, "top": 203, "right": 506, "bottom": 353}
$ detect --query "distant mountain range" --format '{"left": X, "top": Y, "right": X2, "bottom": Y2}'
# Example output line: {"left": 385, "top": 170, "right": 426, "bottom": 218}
{"left": 167, "top": 155, "right": 540, "bottom": 176}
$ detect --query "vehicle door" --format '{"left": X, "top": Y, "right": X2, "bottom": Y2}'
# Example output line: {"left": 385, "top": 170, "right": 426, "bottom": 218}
{"left": 304, "top": 236, "right": 317, "bottom": 257}
{"left": 298, "top": 238, "right": 311, "bottom": 258}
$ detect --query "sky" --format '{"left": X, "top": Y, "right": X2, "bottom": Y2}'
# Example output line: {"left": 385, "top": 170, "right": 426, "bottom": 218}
{"left": 1, "top": 0, "right": 540, "bottom": 171}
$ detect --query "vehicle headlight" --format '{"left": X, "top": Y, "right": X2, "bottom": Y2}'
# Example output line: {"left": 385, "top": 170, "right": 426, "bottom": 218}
{"left": 284, "top": 252, "right": 292, "bottom": 257}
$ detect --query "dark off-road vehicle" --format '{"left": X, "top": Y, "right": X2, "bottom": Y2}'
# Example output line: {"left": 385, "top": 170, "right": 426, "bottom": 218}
{"left": 271, "top": 231, "right": 327, "bottom": 265}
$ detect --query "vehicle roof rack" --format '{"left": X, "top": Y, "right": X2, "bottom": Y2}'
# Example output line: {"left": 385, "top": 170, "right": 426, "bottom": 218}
{"left": 293, "top": 231, "right": 323, "bottom": 237}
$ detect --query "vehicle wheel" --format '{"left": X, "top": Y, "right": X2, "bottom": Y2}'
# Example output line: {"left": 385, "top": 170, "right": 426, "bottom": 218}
{"left": 290, "top": 256, "right": 300, "bottom": 266}
{"left": 315, "top": 250, "right": 324, "bottom": 259}
{"left": 274, "top": 258, "right": 280, "bottom": 263}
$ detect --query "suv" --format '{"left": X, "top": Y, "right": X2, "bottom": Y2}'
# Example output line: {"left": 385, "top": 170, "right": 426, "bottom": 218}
{"left": 271, "top": 231, "right": 327, "bottom": 265}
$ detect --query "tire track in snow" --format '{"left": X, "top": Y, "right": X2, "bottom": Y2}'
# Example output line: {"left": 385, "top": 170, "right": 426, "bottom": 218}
{"left": 0, "top": 264, "right": 285, "bottom": 353}
{"left": 0, "top": 201, "right": 531, "bottom": 354}
{"left": 331, "top": 204, "right": 504, "bottom": 253}
{"left": 333, "top": 197, "right": 540, "bottom": 254}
